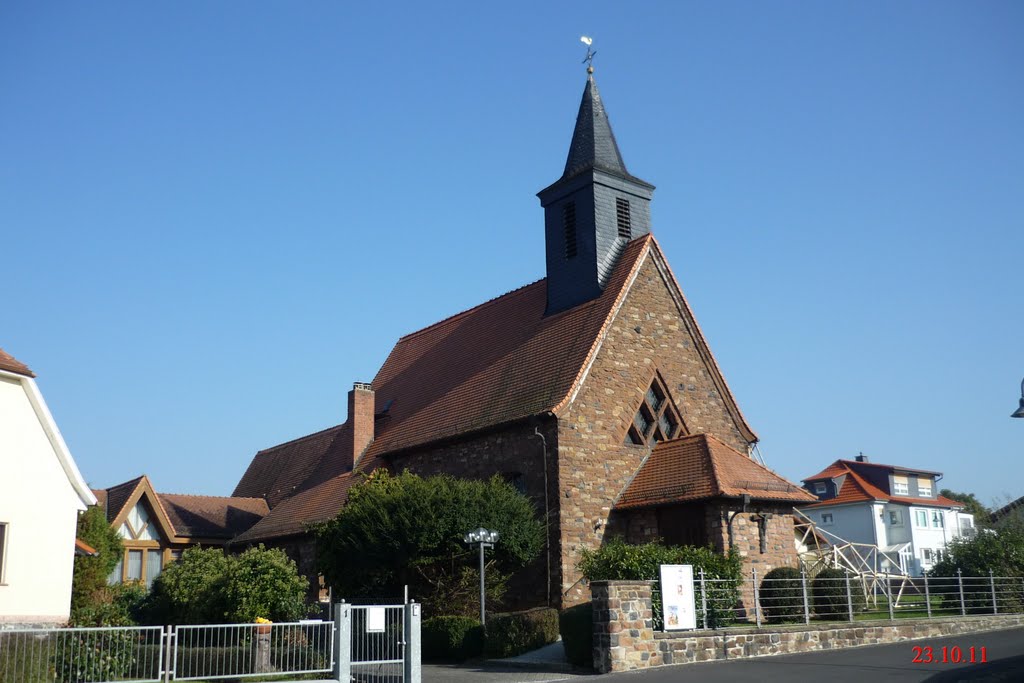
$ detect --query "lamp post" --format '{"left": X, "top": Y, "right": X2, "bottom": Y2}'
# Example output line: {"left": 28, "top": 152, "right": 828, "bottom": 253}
{"left": 463, "top": 527, "right": 500, "bottom": 625}
{"left": 1013, "top": 377, "right": 1024, "bottom": 418}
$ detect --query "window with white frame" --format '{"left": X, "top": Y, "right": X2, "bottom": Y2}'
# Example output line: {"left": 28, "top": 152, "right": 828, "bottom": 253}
{"left": 931, "top": 511, "right": 944, "bottom": 528}
{"left": 918, "top": 480, "right": 932, "bottom": 497}
{"left": 889, "top": 509, "right": 904, "bottom": 526}
{"left": 915, "top": 510, "right": 928, "bottom": 527}
{"left": 921, "top": 548, "right": 934, "bottom": 564}
{"left": 893, "top": 480, "right": 909, "bottom": 496}
{"left": 821, "top": 513, "right": 834, "bottom": 525}
{"left": 0, "top": 522, "right": 8, "bottom": 584}
{"left": 814, "top": 482, "right": 826, "bottom": 495}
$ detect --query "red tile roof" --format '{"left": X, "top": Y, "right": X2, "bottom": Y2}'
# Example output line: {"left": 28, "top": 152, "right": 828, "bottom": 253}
{"left": 75, "top": 538, "right": 98, "bottom": 556}
{"left": 102, "top": 475, "right": 146, "bottom": 524}
{"left": 0, "top": 347, "right": 35, "bottom": 377}
{"left": 232, "top": 474, "right": 358, "bottom": 544}
{"left": 802, "top": 461, "right": 964, "bottom": 509}
{"left": 615, "top": 434, "right": 815, "bottom": 510}
{"left": 233, "top": 236, "right": 760, "bottom": 542}
{"left": 233, "top": 424, "right": 351, "bottom": 507}
{"left": 160, "top": 493, "right": 269, "bottom": 540}
{"left": 96, "top": 475, "right": 268, "bottom": 540}
{"left": 803, "top": 463, "right": 850, "bottom": 481}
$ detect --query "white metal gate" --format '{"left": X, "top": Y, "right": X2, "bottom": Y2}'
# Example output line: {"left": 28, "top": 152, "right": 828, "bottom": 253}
{"left": 336, "top": 601, "right": 421, "bottom": 683}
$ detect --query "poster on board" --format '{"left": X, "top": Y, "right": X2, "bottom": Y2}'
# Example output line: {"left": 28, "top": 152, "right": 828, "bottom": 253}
{"left": 659, "top": 564, "right": 696, "bottom": 630}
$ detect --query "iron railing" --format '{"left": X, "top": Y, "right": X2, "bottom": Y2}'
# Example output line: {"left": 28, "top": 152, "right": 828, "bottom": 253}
{"left": 688, "top": 569, "right": 1024, "bottom": 629}
{"left": 0, "top": 625, "right": 164, "bottom": 683}
{"left": 172, "top": 621, "right": 334, "bottom": 681}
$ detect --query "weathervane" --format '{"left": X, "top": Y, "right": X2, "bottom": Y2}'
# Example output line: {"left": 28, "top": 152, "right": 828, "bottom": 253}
{"left": 580, "top": 36, "right": 596, "bottom": 73}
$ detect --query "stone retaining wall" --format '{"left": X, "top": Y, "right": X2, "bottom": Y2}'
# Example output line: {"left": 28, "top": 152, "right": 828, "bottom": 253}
{"left": 591, "top": 579, "right": 1024, "bottom": 674}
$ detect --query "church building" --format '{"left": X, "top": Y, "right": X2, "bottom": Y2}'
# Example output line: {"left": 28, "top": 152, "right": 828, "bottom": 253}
{"left": 230, "top": 69, "right": 814, "bottom": 610}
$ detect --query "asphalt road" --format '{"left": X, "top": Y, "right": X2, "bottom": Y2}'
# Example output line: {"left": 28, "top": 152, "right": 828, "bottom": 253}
{"left": 424, "top": 627, "right": 1024, "bottom": 683}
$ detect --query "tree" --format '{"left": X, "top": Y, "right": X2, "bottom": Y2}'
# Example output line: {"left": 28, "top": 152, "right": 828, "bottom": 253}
{"left": 939, "top": 489, "right": 991, "bottom": 527}
{"left": 145, "top": 545, "right": 308, "bottom": 624}
{"left": 70, "top": 504, "right": 123, "bottom": 618}
{"left": 314, "top": 471, "right": 544, "bottom": 617}
{"left": 930, "top": 517, "right": 1024, "bottom": 579}
{"left": 929, "top": 518, "right": 1024, "bottom": 613}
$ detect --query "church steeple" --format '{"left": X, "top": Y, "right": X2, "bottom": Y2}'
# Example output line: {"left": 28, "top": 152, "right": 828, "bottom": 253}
{"left": 563, "top": 76, "right": 628, "bottom": 179}
{"left": 538, "top": 73, "right": 655, "bottom": 315}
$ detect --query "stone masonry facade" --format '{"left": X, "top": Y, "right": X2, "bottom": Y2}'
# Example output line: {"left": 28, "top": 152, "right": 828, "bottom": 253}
{"left": 558, "top": 249, "right": 765, "bottom": 606}
{"left": 274, "top": 243, "right": 799, "bottom": 612}
{"left": 620, "top": 501, "right": 800, "bottom": 615}
{"left": 592, "top": 579, "right": 1024, "bottom": 674}
{"left": 591, "top": 581, "right": 662, "bottom": 672}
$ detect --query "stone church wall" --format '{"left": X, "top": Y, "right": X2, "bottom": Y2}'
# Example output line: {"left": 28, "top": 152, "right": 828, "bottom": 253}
{"left": 557, "top": 248, "right": 754, "bottom": 606}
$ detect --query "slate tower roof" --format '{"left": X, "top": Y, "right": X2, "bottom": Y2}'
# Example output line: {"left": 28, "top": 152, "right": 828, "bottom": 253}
{"left": 538, "top": 73, "right": 656, "bottom": 314}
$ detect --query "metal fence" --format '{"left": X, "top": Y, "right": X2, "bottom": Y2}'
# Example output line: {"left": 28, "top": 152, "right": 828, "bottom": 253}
{"left": 0, "top": 625, "right": 164, "bottom": 683}
{"left": 690, "top": 569, "right": 1024, "bottom": 630}
{"left": 0, "top": 602, "right": 424, "bottom": 683}
{"left": 0, "top": 621, "right": 332, "bottom": 683}
{"left": 172, "top": 621, "right": 334, "bottom": 681}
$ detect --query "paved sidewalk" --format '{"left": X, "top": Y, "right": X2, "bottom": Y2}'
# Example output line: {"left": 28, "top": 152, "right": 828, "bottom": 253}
{"left": 423, "top": 661, "right": 592, "bottom": 682}
{"left": 423, "top": 640, "right": 594, "bottom": 683}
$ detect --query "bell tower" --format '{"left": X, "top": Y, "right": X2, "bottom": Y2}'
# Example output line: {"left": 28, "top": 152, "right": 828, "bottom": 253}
{"left": 537, "top": 71, "right": 655, "bottom": 314}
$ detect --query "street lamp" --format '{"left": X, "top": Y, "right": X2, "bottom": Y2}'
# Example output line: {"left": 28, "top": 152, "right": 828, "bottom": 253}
{"left": 463, "top": 527, "right": 500, "bottom": 624}
{"left": 1013, "top": 377, "right": 1024, "bottom": 418}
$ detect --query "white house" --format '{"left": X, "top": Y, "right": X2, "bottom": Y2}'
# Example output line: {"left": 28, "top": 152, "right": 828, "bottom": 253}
{"left": 0, "top": 347, "right": 96, "bottom": 627}
{"left": 800, "top": 455, "right": 974, "bottom": 576}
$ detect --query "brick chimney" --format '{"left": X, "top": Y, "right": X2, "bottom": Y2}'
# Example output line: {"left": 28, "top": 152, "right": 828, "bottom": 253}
{"left": 348, "top": 382, "right": 375, "bottom": 467}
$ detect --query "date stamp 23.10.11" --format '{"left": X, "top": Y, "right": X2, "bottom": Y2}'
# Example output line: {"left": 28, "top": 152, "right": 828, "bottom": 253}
{"left": 912, "top": 645, "right": 987, "bottom": 664}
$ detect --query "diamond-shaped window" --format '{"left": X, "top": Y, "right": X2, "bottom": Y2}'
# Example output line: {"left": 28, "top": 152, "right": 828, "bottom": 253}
{"left": 625, "top": 374, "right": 684, "bottom": 446}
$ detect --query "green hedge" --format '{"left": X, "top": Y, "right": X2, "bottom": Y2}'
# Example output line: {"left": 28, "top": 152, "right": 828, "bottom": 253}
{"left": 811, "top": 568, "right": 865, "bottom": 619}
{"left": 483, "top": 608, "right": 560, "bottom": 658}
{"left": 760, "top": 567, "right": 804, "bottom": 623}
{"left": 422, "top": 616, "right": 484, "bottom": 661}
{"left": 578, "top": 538, "right": 743, "bottom": 629}
{"left": 558, "top": 602, "right": 592, "bottom": 669}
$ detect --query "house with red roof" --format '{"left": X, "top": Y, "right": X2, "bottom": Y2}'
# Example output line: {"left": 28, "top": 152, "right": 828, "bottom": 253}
{"left": 1, "top": 347, "right": 97, "bottom": 626}
{"left": 230, "top": 70, "right": 813, "bottom": 610}
{"left": 801, "top": 455, "right": 976, "bottom": 576}
{"left": 92, "top": 475, "right": 267, "bottom": 589}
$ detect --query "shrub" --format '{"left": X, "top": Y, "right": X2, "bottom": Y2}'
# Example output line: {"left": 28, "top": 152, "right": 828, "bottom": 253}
{"left": 811, "top": 568, "right": 865, "bottom": 619}
{"left": 483, "top": 608, "right": 560, "bottom": 658}
{"left": 145, "top": 547, "right": 231, "bottom": 624}
{"left": 70, "top": 505, "right": 123, "bottom": 620}
{"left": 55, "top": 629, "right": 136, "bottom": 683}
{"left": 422, "top": 616, "right": 484, "bottom": 661}
{"left": 578, "top": 538, "right": 742, "bottom": 629}
{"left": 145, "top": 545, "right": 307, "bottom": 624}
{"left": 929, "top": 520, "right": 1024, "bottom": 614}
{"left": 315, "top": 471, "right": 543, "bottom": 618}
{"left": 221, "top": 545, "right": 308, "bottom": 623}
{"left": 759, "top": 567, "right": 804, "bottom": 623}
{"left": 558, "top": 602, "right": 592, "bottom": 669}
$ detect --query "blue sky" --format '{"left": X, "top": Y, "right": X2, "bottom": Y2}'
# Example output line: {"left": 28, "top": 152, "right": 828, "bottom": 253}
{"left": 2, "top": 2, "right": 1021, "bottom": 507}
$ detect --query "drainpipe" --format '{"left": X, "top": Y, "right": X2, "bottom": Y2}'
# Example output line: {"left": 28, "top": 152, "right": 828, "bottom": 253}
{"left": 532, "top": 427, "right": 552, "bottom": 607}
